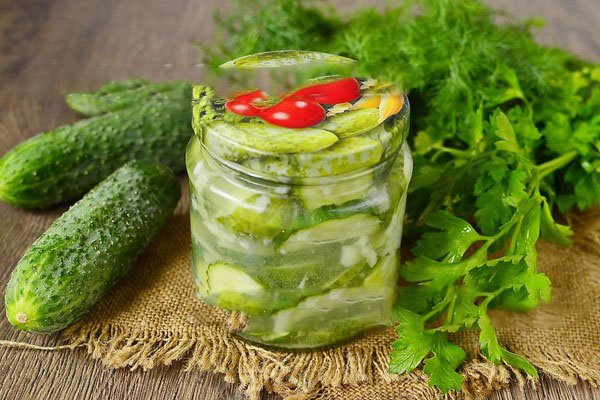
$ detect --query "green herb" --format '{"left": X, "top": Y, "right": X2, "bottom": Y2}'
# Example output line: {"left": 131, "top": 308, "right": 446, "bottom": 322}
{"left": 208, "top": 0, "right": 600, "bottom": 393}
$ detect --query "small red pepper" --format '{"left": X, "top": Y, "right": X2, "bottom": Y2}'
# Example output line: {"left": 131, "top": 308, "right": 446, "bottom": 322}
{"left": 225, "top": 90, "right": 268, "bottom": 116}
{"left": 225, "top": 78, "right": 361, "bottom": 128}
{"left": 258, "top": 97, "right": 326, "bottom": 129}
{"left": 290, "top": 78, "right": 361, "bottom": 105}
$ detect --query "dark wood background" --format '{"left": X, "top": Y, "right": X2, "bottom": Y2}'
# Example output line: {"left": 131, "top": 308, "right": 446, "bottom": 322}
{"left": 0, "top": 1, "right": 598, "bottom": 399}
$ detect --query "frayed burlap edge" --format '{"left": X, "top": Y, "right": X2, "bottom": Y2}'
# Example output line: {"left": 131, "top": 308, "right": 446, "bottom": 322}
{"left": 58, "top": 212, "right": 599, "bottom": 400}
{"left": 60, "top": 320, "right": 598, "bottom": 400}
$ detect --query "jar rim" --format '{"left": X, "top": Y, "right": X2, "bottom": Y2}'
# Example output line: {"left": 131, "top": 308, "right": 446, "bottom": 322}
{"left": 191, "top": 96, "right": 409, "bottom": 187}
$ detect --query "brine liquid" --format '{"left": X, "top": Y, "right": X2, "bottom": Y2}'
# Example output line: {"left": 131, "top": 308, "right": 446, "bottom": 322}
{"left": 188, "top": 143, "right": 412, "bottom": 349}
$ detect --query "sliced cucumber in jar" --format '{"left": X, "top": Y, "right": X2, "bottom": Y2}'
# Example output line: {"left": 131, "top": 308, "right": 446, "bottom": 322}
{"left": 279, "top": 213, "right": 381, "bottom": 253}
{"left": 317, "top": 108, "right": 380, "bottom": 138}
{"left": 219, "top": 50, "right": 356, "bottom": 69}
{"left": 249, "top": 261, "right": 334, "bottom": 290}
{"left": 208, "top": 262, "right": 263, "bottom": 293}
{"left": 203, "top": 120, "right": 338, "bottom": 161}
{"left": 296, "top": 173, "right": 373, "bottom": 210}
{"left": 186, "top": 135, "right": 212, "bottom": 192}
{"left": 243, "top": 137, "right": 383, "bottom": 178}
{"left": 200, "top": 174, "right": 258, "bottom": 218}
{"left": 192, "top": 212, "right": 276, "bottom": 258}
{"left": 239, "top": 286, "right": 395, "bottom": 348}
{"left": 205, "top": 262, "right": 267, "bottom": 314}
{"left": 217, "top": 194, "right": 297, "bottom": 239}
{"left": 204, "top": 263, "right": 323, "bottom": 314}
{"left": 361, "top": 123, "right": 392, "bottom": 151}
{"left": 191, "top": 246, "right": 210, "bottom": 298}
{"left": 363, "top": 253, "right": 398, "bottom": 288}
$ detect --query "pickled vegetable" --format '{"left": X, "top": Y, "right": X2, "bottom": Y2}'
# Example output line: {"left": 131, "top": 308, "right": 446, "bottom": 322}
{"left": 187, "top": 65, "right": 410, "bottom": 348}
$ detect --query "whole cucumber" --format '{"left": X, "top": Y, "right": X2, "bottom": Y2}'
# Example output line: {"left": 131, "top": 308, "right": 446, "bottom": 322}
{"left": 0, "top": 81, "right": 196, "bottom": 208}
{"left": 65, "top": 79, "right": 190, "bottom": 116}
{"left": 5, "top": 161, "right": 180, "bottom": 333}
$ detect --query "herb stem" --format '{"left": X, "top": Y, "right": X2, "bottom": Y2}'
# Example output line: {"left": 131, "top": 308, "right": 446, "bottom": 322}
{"left": 536, "top": 150, "right": 578, "bottom": 179}
{"left": 439, "top": 146, "right": 473, "bottom": 158}
{"left": 423, "top": 295, "right": 452, "bottom": 321}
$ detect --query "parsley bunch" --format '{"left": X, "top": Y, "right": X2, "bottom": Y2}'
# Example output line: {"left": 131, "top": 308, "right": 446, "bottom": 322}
{"left": 206, "top": 0, "right": 600, "bottom": 393}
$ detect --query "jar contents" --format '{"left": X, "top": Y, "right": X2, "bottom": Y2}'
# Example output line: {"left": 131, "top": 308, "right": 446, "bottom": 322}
{"left": 187, "top": 73, "right": 411, "bottom": 349}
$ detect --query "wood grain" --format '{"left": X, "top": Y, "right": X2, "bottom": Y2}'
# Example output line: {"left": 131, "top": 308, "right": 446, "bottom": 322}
{"left": 0, "top": 0, "right": 598, "bottom": 399}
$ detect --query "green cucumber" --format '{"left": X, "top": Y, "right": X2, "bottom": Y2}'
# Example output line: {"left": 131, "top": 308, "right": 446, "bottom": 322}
{"left": 204, "top": 262, "right": 320, "bottom": 313}
{"left": 217, "top": 194, "right": 297, "bottom": 239}
{"left": 296, "top": 173, "right": 373, "bottom": 210}
{"left": 219, "top": 50, "right": 356, "bottom": 69}
{"left": 207, "top": 262, "right": 264, "bottom": 296}
{"left": 363, "top": 254, "right": 399, "bottom": 288}
{"left": 240, "top": 286, "right": 395, "bottom": 348}
{"left": 243, "top": 137, "right": 383, "bottom": 178}
{"left": 0, "top": 81, "right": 197, "bottom": 209}
{"left": 4, "top": 161, "right": 180, "bottom": 333}
{"left": 317, "top": 108, "right": 381, "bottom": 138}
{"left": 202, "top": 120, "right": 338, "bottom": 161}
{"left": 279, "top": 213, "right": 381, "bottom": 253}
{"left": 65, "top": 79, "right": 190, "bottom": 116}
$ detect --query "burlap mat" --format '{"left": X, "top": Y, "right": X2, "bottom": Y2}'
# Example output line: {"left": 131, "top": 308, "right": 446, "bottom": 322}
{"left": 54, "top": 192, "right": 599, "bottom": 400}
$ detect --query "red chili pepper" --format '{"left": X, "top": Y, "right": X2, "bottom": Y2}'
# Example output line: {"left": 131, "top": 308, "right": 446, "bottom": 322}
{"left": 290, "top": 78, "right": 361, "bottom": 105}
{"left": 234, "top": 89, "right": 268, "bottom": 104}
{"left": 225, "top": 80, "right": 361, "bottom": 128}
{"left": 258, "top": 97, "right": 326, "bottom": 128}
{"left": 225, "top": 90, "right": 268, "bottom": 116}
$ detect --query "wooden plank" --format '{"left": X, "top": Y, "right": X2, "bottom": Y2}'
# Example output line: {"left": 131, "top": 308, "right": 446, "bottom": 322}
{"left": 0, "top": 0, "right": 597, "bottom": 399}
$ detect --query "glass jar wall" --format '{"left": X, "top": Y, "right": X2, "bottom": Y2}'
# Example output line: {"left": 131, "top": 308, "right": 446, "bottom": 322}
{"left": 186, "top": 82, "right": 411, "bottom": 348}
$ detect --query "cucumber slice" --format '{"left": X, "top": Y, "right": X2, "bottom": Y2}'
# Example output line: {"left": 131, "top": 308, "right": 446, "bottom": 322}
{"left": 362, "top": 123, "right": 392, "bottom": 150}
{"left": 203, "top": 120, "right": 338, "bottom": 161}
{"left": 204, "top": 262, "right": 323, "bottom": 313}
{"left": 279, "top": 213, "right": 381, "bottom": 253}
{"left": 219, "top": 50, "right": 356, "bottom": 69}
{"left": 217, "top": 194, "right": 296, "bottom": 239}
{"left": 192, "top": 209, "right": 276, "bottom": 257}
{"left": 240, "top": 286, "right": 395, "bottom": 348}
{"left": 318, "top": 108, "right": 381, "bottom": 138}
{"left": 189, "top": 155, "right": 297, "bottom": 239}
{"left": 363, "top": 254, "right": 398, "bottom": 288}
{"left": 296, "top": 173, "right": 373, "bottom": 210}
{"left": 205, "top": 262, "right": 264, "bottom": 312}
{"left": 191, "top": 246, "right": 211, "bottom": 298}
{"left": 208, "top": 262, "right": 263, "bottom": 293}
{"left": 186, "top": 135, "right": 213, "bottom": 192}
{"left": 371, "top": 192, "right": 406, "bottom": 257}
{"left": 243, "top": 137, "right": 383, "bottom": 178}
{"left": 201, "top": 174, "right": 259, "bottom": 218}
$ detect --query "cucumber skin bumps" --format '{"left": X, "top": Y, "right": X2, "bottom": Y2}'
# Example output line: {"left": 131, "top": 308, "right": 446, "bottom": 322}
{"left": 0, "top": 80, "right": 193, "bottom": 209}
{"left": 5, "top": 161, "right": 180, "bottom": 333}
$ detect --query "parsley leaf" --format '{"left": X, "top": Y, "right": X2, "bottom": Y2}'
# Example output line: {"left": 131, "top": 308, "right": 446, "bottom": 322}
{"left": 423, "top": 336, "right": 466, "bottom": 393}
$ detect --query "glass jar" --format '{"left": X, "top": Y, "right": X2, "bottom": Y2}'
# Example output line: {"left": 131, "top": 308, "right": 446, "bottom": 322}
{"left": 187, "top": 72, "right": 412, "bottom": 349}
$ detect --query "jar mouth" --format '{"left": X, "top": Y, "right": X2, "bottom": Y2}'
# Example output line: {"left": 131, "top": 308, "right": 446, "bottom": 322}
{"left": 194, "top": 95, "right": 409, "bottom": 187}
{"left": 192, "top": 138, "right": 410, "bottom": 192}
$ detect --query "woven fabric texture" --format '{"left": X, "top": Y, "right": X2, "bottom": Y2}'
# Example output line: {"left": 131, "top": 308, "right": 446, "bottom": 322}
{"left": 61, "top": 201, "right": 600, "bottom": 400}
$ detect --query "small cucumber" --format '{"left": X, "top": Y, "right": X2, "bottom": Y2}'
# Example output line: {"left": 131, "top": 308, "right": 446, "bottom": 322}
{"left": 317, "top": 108, "right": 380, "bottom": 138}
{"left": 65, "top": 79, "right": 189, "bottom": 116}
{"left": 219, "top": 50, "right": 356, "bottom": 69}
{"left": 0, "top": 80, "right": 198, "bottom": 208}
{"left": 243, "top": 137, "right": 383, "bottom": 178}
{"left": 202, "top": 120, "right": 338, "bottom": 161}
{"left": 295, "top": 173, "right": 373, "bottom": 210}
{"left": 204, "top": 262, "right": 319, "bottom": 314}
{"left": 279, "top": 213, "right": 381, "bottom": 253}
{"left": 240, "top": 286, "right": 395, "bottom": 348}
{"left": 5, "top": 161, "right": 180, "bottom": 333}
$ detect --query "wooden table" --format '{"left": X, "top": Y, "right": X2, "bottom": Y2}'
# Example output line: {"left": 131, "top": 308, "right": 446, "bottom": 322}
{"left": 1, "top": 1, "right": 598, "bottom": 399}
